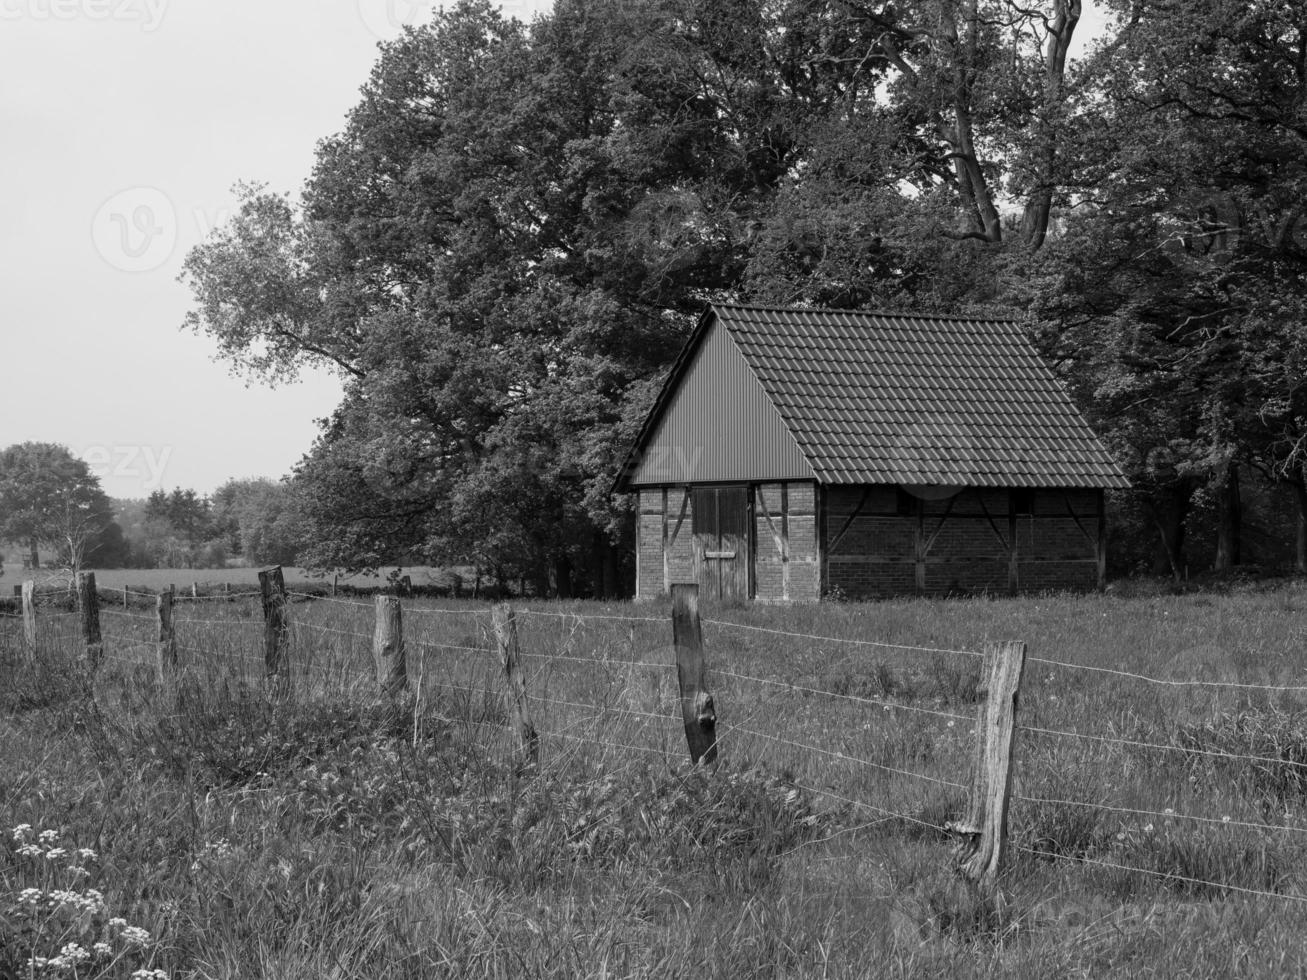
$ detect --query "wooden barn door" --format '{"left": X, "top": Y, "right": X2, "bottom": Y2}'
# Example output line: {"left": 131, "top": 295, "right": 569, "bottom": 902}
{"left": 692, "top": 486, "right": 750, "bottom": 600}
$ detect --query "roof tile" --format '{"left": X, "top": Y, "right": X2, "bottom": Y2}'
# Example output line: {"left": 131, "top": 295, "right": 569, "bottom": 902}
{"left": 713, "top": 303, "right": 1128, "bottom": 489}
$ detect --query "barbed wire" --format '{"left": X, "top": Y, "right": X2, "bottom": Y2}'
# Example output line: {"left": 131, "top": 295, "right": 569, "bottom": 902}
{"left": 703, "top": 618, "right": 985, "bottom": 659}
{"left": 1019, "top": 723, "right": 1307, "bottom": 771}
{"left": 516, "top": 608, "right": 664, "bottom": 624}
{"left": 716, "top": 721, "right": 965, "bottom": 789}
{"left": 1028, "top": 654, "right": 1307, "bottom": 692}
{"left": 518, "top": 649, "right": 669, "bottom": 673}
{"left": 711, "top": 665, "right": 973, "bottom": 722}
{"left": 1015, "top": 792, "right": 1307, "bottom": 838}
{"left": 1015, "top": 843, "right": 1307, "bottom": 905}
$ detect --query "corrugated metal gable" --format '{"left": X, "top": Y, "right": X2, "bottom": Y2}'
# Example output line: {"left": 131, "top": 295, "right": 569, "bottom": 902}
{"left": 626, "top": 316, "right": 814, "bottom": 487}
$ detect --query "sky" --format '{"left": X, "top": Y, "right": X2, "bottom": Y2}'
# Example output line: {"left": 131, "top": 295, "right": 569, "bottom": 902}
{"left": 0, "top": 0, "right": 552, "bottom": 500}
{"left": 0, "top": 0, "right": 1106, "bottom": 501}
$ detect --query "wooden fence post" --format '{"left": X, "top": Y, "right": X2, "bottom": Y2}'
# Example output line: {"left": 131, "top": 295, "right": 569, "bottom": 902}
{"left": 948, "top": 640, "right": 1026, "bottom": 892}
{"left": 373, "top": 594, "right": 407, "bottom": 697}
{"left": 671, "top": 584, "right": 717, "bottom": 765}
{"left": 21, "top": 580, "right": 36, "bottom": 657}
{"left": 259, "top": 566, "right": 290, "bottom": 696}
{"left": 77, "top": 572, "right": 102, "bottom": 670}
{"left": 491, "top": 603, "right": 539, "bottom": 770}
{"left": 157, "top": 586, "right": 176, "bottom": 678}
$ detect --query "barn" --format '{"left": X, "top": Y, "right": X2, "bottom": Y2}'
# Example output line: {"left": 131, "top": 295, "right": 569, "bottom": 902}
{"left": 614, "top": 303, "right": 1129, "bottom": 601}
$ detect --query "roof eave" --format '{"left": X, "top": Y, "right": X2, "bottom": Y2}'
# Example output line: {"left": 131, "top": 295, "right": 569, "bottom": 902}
{"left": 611, "top": 306, "right": 718, "bottom": 495}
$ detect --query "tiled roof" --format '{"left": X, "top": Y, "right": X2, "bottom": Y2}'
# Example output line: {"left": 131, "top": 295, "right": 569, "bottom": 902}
{"left": 711, "top": 304, "right": 1128, "bottom": 488}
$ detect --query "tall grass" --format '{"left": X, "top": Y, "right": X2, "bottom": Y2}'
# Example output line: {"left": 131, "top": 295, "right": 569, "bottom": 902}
{"left": 5, "top": 585, "right": 1307, "bottom": 976}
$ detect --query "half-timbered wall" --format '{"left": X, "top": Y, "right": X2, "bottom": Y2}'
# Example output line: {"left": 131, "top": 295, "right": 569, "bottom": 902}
{"left": 641, "top": 483, "right": 1100, "bottom": 600}
{"left": 753, "top": 482, "right": 820, "bottom": 602}
{"left": 822, "top": 486, "right": 1102, "bottom": 598}
{"left": 635, "top": 487, "right": 695, "bottom": 600}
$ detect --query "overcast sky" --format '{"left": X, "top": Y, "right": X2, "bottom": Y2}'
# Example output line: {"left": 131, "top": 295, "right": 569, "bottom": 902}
{"left": 0, "top": 0, "right": 1104, "bottom": 501}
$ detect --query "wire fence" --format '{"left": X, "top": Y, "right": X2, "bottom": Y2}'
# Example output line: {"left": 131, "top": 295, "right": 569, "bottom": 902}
{"left": 6, "top": 587, "right": 1307, "bottom": 905}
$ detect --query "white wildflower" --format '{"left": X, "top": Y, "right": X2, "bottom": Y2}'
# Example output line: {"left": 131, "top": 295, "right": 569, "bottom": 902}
{"left": 44, "top": 847, "right": 67, "bottom": 860}
{"left": 16, "top": 843, "right": 43, "bottom": 858}
{"left": 1222, "top": 815, "right": 1231, "bottom": 823}
{"left": 38, "top": 829, "right": 59, "bottom": 844}
{"left": 131, "top": 970, "right": 170, "bottom": 980}
{"left": 58, "top": 943, "right": 91, "bottom": 964}
{"left": 120, "top": 926, "right": 152, "bottom": 946}
{"left": 66, "top": 864, "right": 90, "bottom": 878}
{"left": 93, "top": 942, "right": 113, "bottom": 957}
{"left": 1164, "top": 808, "right": 1174, "bottom": 815}
{"left": 1143, "top": 823, "right": 1154, "bottom": 833}
{"left": 18, "top": 888, "right": 43, "bottom": 904}
{"left": 108, "top": 917, "right": 128, "bottom": 929}
{"left": 11, "top": 824, "right": 32, "bottom": 842}
{"left": 77, "top": 847, "right": 98, "bottom": 861}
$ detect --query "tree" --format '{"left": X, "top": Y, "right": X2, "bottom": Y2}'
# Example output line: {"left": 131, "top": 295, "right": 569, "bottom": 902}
{"left": 184, "top": 0, "right": 874, "bottom": 594}
{"left": 1035, "top": 0, "right": 1307, "bottom": 575}
{"left": 0, "top": 443, "right": 115, "bottom": 575}
{"left": 210, "top": 477, "right": 308, "bottom": 566}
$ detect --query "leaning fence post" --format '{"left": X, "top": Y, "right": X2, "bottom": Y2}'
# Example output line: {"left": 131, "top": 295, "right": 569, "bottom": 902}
{"left": 157, "top": 586, "right": 177, "bottom": 678}
{"left": 77, "top": 571, "right": 102, "bottom": 671}
{"left": 491, "top": 603, "right": 539, "bottom": 770}
{"left": 21, "top": 580, "right": 36, "bottom": 656}
{"left": 671, "top": 583, "right": 717, "bottom": 765}
{"left": 947, "top": 640, "right": 1026, "bottom": 892}
{"left": 259, "top": 566, "right": 290, "bottom": 697}
{"left": 373, "top": 594, "right": 407, "bottom": 697}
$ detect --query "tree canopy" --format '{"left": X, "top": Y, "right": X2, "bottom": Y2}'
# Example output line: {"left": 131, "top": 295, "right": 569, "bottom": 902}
{"left": 181, "top": 0, "right": 1307, "bottom": 588}
{"left": 0, "top": 443, "right": 119, "bottom": 573}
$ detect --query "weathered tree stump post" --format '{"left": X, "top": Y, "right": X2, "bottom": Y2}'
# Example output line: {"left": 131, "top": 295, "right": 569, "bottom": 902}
{"left": 191, "top": 582, "right": 199, "bottom": 599}
{"left": 259, "top": 566, "right": 290, "bottom": 697}
{"left": 373, "top": 594, "right": 407, "bottom": 697}
{"left": 157, "top": 586, "right": 177, "bottom": 679}
{"left": 947, "top": 640, "right": 1026, "bottom": 892}
{"left": 77, "top": 572, "right": 102, "bottom": 671}
{"left": 671, "top": 584, "right": 717, "bottom": 765}
{"left": 491, "top": 603, "right": 539, "bottom": 770}
{"left": 20, "top": 580, "right": 37, "bottom": 656}
{"left": 122, "top": 586, "right": 129, "bottom": 610}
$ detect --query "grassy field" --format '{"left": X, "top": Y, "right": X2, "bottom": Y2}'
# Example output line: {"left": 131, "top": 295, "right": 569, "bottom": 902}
{"left": 0, "top": 564, "right": 454, "bottom": 594}
{"left": 5, "top": 585, "right": 1307, "bottom": 977}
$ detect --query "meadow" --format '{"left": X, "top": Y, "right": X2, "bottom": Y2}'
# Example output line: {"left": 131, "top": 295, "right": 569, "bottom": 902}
{"left": 0, "top": 564, "right": 450, "bottom": 594}
{"left": 5, "top": 583, "right": 1307, "bottom": 977}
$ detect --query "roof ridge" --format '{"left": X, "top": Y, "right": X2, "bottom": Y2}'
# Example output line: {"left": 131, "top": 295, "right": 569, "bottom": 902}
{"left": 712, "top": 301, "right": 1021, "bottom": 324}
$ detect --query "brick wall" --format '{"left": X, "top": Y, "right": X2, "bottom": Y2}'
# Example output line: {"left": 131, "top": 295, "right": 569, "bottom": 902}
{"left": 753, "top": 481, "right": 820, "bottom": 602}
{"left": 635, "top": 489, "right": 663, "bottom": 601}
{"left": 634, "top": 487, "right": 695, "bottom": 600}
{"left": 824, "top": 485, "right": 1101, "bottom": 598}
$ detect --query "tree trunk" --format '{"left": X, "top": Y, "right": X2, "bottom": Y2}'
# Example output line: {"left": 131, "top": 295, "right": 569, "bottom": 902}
{"left": 532, "top": 562, "right": 549, "bottom": 598}
{"left": 602, "top": 538, "right": 619, "bottom": 600}
{"left": 552, "top": 555, "right": 573, "bottom": 600}
{"left": 1022, "top": 0, "right": 1081, "bottom": 249}
{"left": 1148, "top": 485, "right": 1190, "bottom": 581}
{"left": 27, "top": 539, "right": 39, "bottom": 570}
{"left": 1293, "top": 476, "right": 1307, "bottom": 574}
{"left": 1214, "top": 465, "right": 1242, "bottom": 572}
